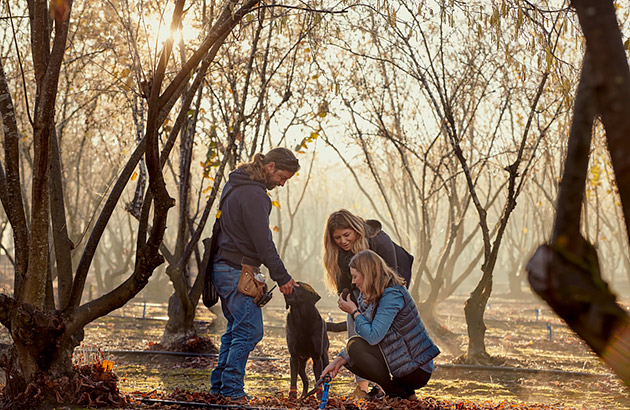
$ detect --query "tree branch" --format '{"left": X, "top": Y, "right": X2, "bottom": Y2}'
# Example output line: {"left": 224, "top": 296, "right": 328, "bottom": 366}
{"left": 0, "top": 56, "right": 28, "bottom": 285}
{"left": 49, "top": 129, "right": 73, "bottom": 310}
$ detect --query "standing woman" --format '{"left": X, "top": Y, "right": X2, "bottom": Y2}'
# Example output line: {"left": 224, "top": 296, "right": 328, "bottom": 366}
{"left": 323, "top": 209, "right": 398, "bottom": 397}
{"left": 322, "top": 250, "right": 440, "bottom": 400}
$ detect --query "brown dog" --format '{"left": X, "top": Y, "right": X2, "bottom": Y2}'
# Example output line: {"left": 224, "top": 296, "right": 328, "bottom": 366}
{"left": 284, "top": 282, "right": 330, "bottom": 399}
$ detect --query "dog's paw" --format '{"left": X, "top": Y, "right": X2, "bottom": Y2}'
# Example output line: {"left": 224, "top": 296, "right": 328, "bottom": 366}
{"left": 288, "top": 387, "right": 298, "bottom": 400}
{"left": 316, "top": 385, "right": 323, "bottom": 401}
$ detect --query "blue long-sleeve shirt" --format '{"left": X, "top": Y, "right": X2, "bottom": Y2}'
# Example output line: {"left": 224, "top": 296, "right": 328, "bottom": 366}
{"left": 353, "top": 288, "right": 403, "bottom": 345}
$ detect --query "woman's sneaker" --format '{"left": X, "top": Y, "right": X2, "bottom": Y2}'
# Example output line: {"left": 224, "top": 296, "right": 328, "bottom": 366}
{"left": 367, "top": 386, "right": 385, "bottom": 400}
{"left": 350, "top": 385, "right": 369, "bottom": 399}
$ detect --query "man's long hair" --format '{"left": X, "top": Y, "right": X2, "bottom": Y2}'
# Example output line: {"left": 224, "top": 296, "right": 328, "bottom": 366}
{"left": 238, "top": 147, "right": 300, "bottom": 182}
{"left": 323, "top": 209, "right": 369, "bottom": 292}
{"left": 349, "top": 249, "right": 406, "bottom": 304}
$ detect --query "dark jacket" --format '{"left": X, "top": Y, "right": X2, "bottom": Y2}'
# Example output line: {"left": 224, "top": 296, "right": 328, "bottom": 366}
{"left": 335, "top": 219, "right": 398, "bottom": 294}
{"left": 341, "top": 285, "right": 440, "bottom": 377}
{"left": 214, "top": 168, "right": 291, "bottom": 286}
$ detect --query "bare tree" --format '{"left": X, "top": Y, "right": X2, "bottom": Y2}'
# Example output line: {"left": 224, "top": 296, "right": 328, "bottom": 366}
{"left": 156, "top": 4, "right": 330, "bottom": 349}
{"left": 0, "top": 0, "right": 265, "bottom": 407}
{"left": 527, "top": 0, "right": 630, "bottom": 386}
{"left": 319, "top": 1, "right": 571, "bottom": 361}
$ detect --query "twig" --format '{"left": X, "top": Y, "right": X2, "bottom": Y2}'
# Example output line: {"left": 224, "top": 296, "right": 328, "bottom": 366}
{"left": 136, "top": 397, "right": 289, "bottom": 409}
{"left": 6, "top": 0, "right": 32, "bottom": 126}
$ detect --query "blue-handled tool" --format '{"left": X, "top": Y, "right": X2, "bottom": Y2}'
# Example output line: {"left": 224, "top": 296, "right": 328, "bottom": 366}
{"left": 299, "top": 375, "right": 325, "bottom": 401}
{"left": 319, "top": 374, "right": 331, "bottom": 409}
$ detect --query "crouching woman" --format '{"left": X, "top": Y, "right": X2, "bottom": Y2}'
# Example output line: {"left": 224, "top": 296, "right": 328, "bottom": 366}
{"left": 322, "top": 249, "right": 440, "bottom": 400}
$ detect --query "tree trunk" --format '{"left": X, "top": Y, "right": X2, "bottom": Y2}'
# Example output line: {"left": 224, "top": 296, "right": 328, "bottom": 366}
{"left": 528, "top": 1, "right": 630, "bottom": 385}
{"left": 3, "top": 301, "right": 83, "bottom": 402}
{"left": 0, "top": 0, "right": 291, "bottom": 406}
{"left": 162, "top": 291, "right": 197, "bottom": 349}
{"left": 506, "top": 259, "right": 527, "bottom": 298}
{"left": 22, "top": 123, "right": 50, "bottom": 309}
{"left": 463, "top": 269, "right": 492, "bottom": 363}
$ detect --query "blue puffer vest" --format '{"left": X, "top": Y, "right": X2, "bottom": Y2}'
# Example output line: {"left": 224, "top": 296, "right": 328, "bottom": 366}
{"left": 359, "top": 286, "right": 440, "bottom": 377}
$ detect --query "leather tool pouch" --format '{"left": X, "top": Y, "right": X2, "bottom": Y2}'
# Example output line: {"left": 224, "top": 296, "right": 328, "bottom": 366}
{"left": 238, "top": 264, "right": 267, "bottom": 304}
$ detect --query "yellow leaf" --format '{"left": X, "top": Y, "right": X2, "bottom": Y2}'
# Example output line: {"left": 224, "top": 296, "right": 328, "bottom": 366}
{"left": 102, "top": 360, "right": 114, "bottom": 372}
{"left": 124, "top": 76, "right": 133, "bottom": 91}
{"left": 131, "top": 171, "right": 138, "bottom": 181}
{"left": 271, "top": 226, "right": 279, "bottom": 232}
{"left": 523, "top": 227, "right": 528, "bottom": 234}
{"left": 272, "top": 200, "right": 281, "bottom": 209}
{"left": 216, "top": 210, "right": 222, "bottom": 219}
{"left": 590, "top": 164, "right": 601, "bottom": 186}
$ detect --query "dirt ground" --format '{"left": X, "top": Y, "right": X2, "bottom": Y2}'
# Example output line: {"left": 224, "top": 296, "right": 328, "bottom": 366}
{"left": 1, "top": 294, "right": 629, "bottom": 409}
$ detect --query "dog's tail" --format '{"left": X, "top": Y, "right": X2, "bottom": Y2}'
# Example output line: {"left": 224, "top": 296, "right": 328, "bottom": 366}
{"left": 325, "top": 321, "right": 347, "bottom": 332}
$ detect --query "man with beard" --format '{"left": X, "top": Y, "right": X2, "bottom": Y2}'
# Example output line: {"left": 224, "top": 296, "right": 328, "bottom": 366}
{"left": 209, "top": 147, "right": 300, "bottom": 402}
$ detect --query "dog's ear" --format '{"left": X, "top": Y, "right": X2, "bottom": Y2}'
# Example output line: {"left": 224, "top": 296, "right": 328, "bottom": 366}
{"left": 299, "top": 282, "right": 321, "bottom": 304}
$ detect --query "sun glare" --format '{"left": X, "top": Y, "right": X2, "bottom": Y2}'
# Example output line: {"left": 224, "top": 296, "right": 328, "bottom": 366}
{"left": 143, "top": 10, "right": 199, "bottom": 49}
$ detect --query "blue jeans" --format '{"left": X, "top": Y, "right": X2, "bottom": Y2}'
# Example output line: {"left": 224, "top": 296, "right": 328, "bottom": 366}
{"left": 210, "top": 262, "right": 263, "bottom": 398}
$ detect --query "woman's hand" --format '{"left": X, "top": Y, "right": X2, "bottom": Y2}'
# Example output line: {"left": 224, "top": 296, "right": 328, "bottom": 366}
{"left": 337, "top": 293, "right": 357, "bottom": 315}
{"left": 322, "top": 355, "right": 347, "bottom": 379}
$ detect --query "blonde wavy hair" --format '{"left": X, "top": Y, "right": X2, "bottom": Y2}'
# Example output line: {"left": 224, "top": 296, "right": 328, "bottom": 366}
{"left": 323, "top": 209, "right": 369, "bottom": 292}
{"left": 349, "top": 249, "right": 406, "bottom": 304}
{"left": 238, "top": 147, "right": 300, "bottom": 182}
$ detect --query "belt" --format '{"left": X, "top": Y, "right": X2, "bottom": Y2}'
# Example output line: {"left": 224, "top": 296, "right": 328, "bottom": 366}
{"left": 216, "top": 248, "right": 261, "bottom": 268}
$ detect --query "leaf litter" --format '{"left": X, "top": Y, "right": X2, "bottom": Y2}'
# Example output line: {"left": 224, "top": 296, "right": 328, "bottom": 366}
{"left": 0, "top": 298, "right": 628, "bottom": 409}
